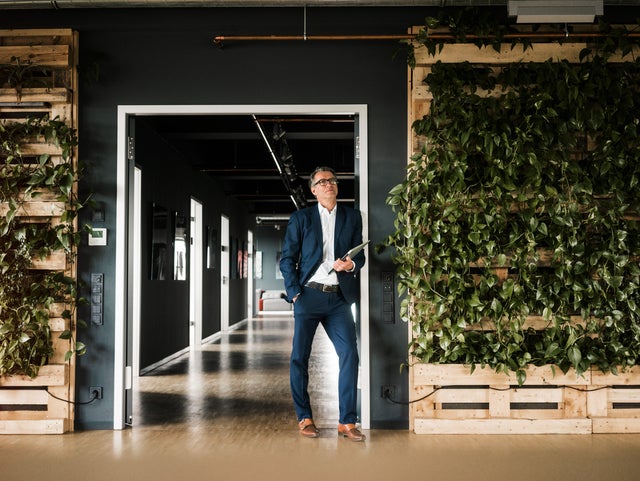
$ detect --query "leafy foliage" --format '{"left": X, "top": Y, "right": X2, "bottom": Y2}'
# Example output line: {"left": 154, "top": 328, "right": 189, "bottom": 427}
{"left": 0, "top": 56, "right": 51, "bottom": 100}
{"left": 385, "top": 38, "right": 640, "bottom": 383}
{"left": 0, "top": 115, "right": 86, "bottom": 378}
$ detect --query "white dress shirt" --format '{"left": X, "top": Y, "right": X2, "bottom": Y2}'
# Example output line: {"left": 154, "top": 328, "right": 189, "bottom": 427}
{"left": 307, "top": 203, "right": 339, "bottom": 286}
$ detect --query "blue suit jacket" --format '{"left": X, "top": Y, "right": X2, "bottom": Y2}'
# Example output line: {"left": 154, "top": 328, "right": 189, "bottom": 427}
{"left": 280, "top": 204, "right": 365, "bottom": 305}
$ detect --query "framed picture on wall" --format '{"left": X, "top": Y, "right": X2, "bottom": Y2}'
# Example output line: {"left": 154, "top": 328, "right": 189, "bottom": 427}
{"left": 237, "top": 240, "right": 244, "bottom": 279}
{"left": 206, "top": 225, "right": 216, "bottom": 269}
{"left": 150, "top": 203, "right": 168, "bottom": 281}
{"left": 242, "top": 243, "right": 248, "bottom": 279}
{"left": 255, "top": 251, "right": 263, "bottom": 279}
{"left": 173, "top": 212, "right": 188, "bottom": 281}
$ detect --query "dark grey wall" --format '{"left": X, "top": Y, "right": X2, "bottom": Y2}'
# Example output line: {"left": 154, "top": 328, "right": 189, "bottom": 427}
{"left": 2, "top": 6, "right": 441, "bottom": 430}
{"left": 254, "top": 227, "right": 286, "bottom": 293}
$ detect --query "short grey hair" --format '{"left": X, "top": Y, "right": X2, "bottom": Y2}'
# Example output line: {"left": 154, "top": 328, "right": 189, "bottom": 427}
{"left": 309, "top": 166, "right": 336, "bottom": 188}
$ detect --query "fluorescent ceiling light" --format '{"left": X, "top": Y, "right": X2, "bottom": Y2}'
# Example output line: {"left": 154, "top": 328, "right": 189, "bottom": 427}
{"left": 508, "top": 0, "right": 603, "bottom": 23}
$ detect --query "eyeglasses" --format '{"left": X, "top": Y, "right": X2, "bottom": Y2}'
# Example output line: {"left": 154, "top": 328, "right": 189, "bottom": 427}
{"left": 313, "top": 177, "right": 338, "bottom": 187}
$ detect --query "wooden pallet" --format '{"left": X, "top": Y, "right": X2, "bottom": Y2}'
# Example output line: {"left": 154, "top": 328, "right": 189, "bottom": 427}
{"left": 0, "top": 29, "right": 78, "bottom": 435}
{"left": 0, "top": 303, "right": 72, "bottom": 435}
{"left": 407, "top": 26, "right": 640, "bottom": 435}
{"left": 411, "top": 364, "right": 640, "bottom": 434}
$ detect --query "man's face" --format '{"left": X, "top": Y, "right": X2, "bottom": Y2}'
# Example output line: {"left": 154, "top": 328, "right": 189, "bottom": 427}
{"left": 310, "top": 170, "right": 339, "bottom": 205}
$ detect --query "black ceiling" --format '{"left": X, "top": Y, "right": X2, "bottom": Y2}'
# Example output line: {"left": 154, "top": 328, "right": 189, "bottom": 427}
{"left": 143, "top": 113, "right": 356, "bottom": 225}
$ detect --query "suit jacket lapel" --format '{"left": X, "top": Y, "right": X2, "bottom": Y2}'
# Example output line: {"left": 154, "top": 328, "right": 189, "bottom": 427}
{"left": 311, "top": 205, "right": 323, "bottom": 244}
{"left": 334, "top": 205, "right": 346, "bottom": 252}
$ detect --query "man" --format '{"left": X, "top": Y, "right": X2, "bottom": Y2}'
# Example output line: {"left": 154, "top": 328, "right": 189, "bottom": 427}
{"left": 279, "top": 166, "right": 366, "bottom": 442}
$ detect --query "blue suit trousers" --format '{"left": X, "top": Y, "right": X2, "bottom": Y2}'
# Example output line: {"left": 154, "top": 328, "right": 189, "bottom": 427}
{"left": 290, "top": 287, "right": 359, "bottom": 425}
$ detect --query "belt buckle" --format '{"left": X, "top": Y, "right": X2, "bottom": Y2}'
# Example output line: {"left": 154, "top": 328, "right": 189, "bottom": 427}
{"left": 322, "top": 284, "right": 331, "bottom": 292}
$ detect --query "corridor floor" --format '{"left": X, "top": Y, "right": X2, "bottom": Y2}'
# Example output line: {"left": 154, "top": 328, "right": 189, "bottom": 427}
{"left": 2, "top": 314, "right": 640, "bottom": 481}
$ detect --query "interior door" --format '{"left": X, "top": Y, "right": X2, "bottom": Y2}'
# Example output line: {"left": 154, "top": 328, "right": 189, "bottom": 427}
{"left": 220, "top": 215, "right": 230, "bottom": 331}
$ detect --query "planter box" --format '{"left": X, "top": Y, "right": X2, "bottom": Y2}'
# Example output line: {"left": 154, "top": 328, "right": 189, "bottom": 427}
{"left": 0, "top": 303, "right": 72, "bottom": 434}
{"left": 411, "top": 363, "right": 640, "bottom": 434}
{"left": 0, "top": 364, "right": 70, "bottom": 434}
{"left": 0, "top": 29, "right": 78, "bottom": 435}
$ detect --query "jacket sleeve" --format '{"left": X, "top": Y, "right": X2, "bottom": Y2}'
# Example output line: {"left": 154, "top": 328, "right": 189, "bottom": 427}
{"left": 279, "top": 212, "right": 302, "bottom": 302}
{"left": 338, "top": 210, "right": 366, "bottom": 276}
{"left": 347, "top": 209, "right": 365, "bottom": 273}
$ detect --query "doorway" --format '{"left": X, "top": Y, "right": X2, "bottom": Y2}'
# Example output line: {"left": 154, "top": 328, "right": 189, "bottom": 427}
{"left": 115, "top": 104, "right": 370, "bottom": 429}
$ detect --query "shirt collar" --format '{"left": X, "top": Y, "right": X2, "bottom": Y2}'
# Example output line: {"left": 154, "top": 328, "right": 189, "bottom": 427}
{"left": 317, "top": 202, "right": 336, "bottom": 216}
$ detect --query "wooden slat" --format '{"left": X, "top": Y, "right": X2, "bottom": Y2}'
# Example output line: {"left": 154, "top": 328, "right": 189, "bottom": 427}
{"left": 413, "top": 364, "right": 591, "bottom": 386}
{"left": 592, "top": 366, "right": 640, "bottom": 385}
{"left": 0, "top": 365, "right": 67, "bottom": 387}
{"left": 586, "top": 387, "right": 609, "bottom": 418}
{"left": 18, "top": 142, "right": 64, "bottom": 156}
{"left": 412, "top": 385, "right": 436, "bottom": 420}
{"left": 0, "top": 388, "right": 48, "bottom": 405}
{"left": 592, "top": 418, "right": 640, "bottom": 434}
{"left": 0, "top": 88, "right": 70, "bottom": 103}
{"left": 414, "top": 418, "right": 592, "bottom": 435}
{"left": 414, "top": 42, "right": 587, "bottom": 65}
{"left": 564, "top": 386, "right": 587, "bottom": 418}
{"left": 433, "top": 388, "right": 489, "bottom": 403}
{"left": 0, "top": 200, "right": 66, "bottom": 217}
{"left": 0, "top": 45, "right": 70, "bottom": 67}
{"left": 489, "top": 387, "right": 510, "bottom": 418}
{"left": 0, "top": 419, "right": 66, "bottom": 434}
{"left": 50, "top": 336, "right": 71, "bottom": 364}
{"left": 46, "top": 384, "right": 72, "bottom": 420}
{"left": 30, "top": 250, "right": 66, "bottom": 270}
{"left": 511, "top": 387, "right": 564, "bottom": 403}
{"left": 0, "top": 28, "right": 74, "bottom": 40}
{"left": 510, "top": 409, "right": 564, "bottom": 420}
{"left": 49, "top": 317, "right": 68, "bottom": 332}
{"left": 608, "top": 388, "right": 640, "bottom": 403}
{"left": 48, "top": 302, "right": 69, "bottom": 318}
{"left": 433, "top": 409, "right": 489, "bottom": 420}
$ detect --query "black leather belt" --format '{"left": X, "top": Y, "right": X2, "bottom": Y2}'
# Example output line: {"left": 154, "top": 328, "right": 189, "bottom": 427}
{"left": 305, "top": 281, "right": 340, "bottom": 293}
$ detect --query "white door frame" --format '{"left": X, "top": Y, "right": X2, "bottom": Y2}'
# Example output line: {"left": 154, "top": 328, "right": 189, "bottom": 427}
{"left": 116, "top": 104, "right": 370, "bottom": 429}
{"left": 247, "top": 229, "right": 254, "bottom": 319}
{"left": 220, "top": 214, "right": 230, "bottom": 332}
{"left": 189, "top": 198, "right": 204, "bottom": 350}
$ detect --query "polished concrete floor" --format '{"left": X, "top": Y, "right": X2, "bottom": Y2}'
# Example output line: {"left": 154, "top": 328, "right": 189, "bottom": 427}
{"left": 3, "top": 314, "right": 640, "bottom": 481}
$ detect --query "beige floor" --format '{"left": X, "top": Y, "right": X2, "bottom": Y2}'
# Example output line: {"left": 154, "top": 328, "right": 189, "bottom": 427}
{"left": 3, "top": 315, "right": 640, "bottom": 481}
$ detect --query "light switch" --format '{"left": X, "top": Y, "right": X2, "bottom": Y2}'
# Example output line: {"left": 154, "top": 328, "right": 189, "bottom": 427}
{"left": 88, "top": 228, "right": 108, "bottom": 246}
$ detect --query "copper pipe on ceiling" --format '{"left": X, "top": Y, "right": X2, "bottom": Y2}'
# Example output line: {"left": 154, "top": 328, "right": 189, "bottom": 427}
{"left": 213, "top": 31, "right": 640, "bottom": 45}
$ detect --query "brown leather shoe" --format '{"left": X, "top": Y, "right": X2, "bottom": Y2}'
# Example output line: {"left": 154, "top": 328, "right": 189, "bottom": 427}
{"left": 338, "top": 423, "right": 366, "bottom": 442}
{"left": 298, "top": 418, "right": 320, "bottom": 438}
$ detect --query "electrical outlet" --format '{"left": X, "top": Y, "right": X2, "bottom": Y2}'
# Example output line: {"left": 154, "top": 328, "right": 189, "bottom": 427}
{"left": 89, "top": 386, "right": 103, "bottom": 400}
{"left": 381, "top": 385, "right": 396, "bottom": 400}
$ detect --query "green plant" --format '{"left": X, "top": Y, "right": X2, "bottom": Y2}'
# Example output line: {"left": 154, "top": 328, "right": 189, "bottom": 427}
{"left": 0, "top": 55, "right": 50, "bottom": 100}
{"left": 0, "top": 115, "right": 86, "bottom": 378}
{"left": 385, "top": 22, "right": 640, "bottom": 384}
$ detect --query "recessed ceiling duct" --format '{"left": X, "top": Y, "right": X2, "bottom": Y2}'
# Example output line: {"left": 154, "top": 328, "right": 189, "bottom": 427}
{"left": 508, "top": 0, "right": 604, "bottom": 23}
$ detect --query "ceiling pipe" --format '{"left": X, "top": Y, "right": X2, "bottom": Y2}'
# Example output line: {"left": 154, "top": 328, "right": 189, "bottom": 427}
{"left": 213, "top": 31, "right": 640, "bottom": 46}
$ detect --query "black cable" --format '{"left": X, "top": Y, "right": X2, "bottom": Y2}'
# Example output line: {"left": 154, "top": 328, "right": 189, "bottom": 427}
{"left": 46, "top": 388, "right": 99, "bottom": 405}
{"left": 383, "top": 384, "right": 614, "bottom": 405}
{"left": 383, "top": 386, "right": 442, "bottom": 405}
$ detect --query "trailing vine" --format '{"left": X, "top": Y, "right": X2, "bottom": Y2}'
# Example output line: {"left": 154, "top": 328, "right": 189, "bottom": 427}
{"left": 386, "top": 14, "right": 640, "bottom": 384}
{"left": 0, "top": 115, "right": 87, "bottom": 378}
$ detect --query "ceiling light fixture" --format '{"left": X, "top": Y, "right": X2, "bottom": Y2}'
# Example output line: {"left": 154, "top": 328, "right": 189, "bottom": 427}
{"left": 508, "top": 0, "right": 603, "bottom": 23}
